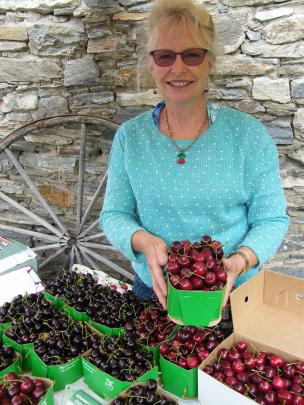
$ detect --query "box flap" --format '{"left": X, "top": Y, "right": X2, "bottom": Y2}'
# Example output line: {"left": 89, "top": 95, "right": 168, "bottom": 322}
{"left": 230, "top": 270, "right": 304, "bottom": 359}
{"left": 0, "top": 266, "right": 43, "bottom": 305}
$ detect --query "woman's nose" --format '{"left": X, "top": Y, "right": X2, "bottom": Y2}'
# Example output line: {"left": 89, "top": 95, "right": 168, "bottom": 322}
{"left": 170, "top": 54, "right": 187, "bottom": 72}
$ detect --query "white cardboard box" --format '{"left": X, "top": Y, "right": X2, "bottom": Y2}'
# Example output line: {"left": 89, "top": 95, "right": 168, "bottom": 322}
{"left": 198, "top": 270, "right": 304, "bottom": 405}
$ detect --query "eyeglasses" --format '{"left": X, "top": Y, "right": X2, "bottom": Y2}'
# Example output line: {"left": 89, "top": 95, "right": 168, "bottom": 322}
{"left": 150, "top": 48, "right": 208, "bottom": 67}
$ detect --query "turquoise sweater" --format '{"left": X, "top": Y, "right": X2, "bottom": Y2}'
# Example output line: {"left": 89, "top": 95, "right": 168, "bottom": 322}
{"left": 100, "top": 105, "right": 289, "bottom": 288}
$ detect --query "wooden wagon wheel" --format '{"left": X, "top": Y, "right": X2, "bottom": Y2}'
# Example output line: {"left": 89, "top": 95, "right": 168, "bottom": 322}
{"left": 0, "top": 114, "right": 134, "bottom": 281}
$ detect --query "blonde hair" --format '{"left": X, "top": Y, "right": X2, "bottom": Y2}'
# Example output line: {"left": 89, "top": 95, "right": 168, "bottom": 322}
{"left": 146, "top": 0, "right": 217, "bottom": 65}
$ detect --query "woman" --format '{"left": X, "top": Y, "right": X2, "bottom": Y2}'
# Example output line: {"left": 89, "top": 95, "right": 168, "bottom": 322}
{"left": 100, "top": 0, "right": 289, "bottom": 310}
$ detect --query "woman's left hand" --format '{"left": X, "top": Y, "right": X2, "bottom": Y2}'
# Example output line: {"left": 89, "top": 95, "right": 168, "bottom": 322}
{"left": 221, "top": 255, "right": 245, "bottom": 308}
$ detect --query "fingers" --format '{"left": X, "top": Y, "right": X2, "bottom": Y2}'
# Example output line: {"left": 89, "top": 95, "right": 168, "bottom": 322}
{"left": 222, "top": 269, "right": 237, "bottom": 308}
{"left": 152, "top": 273, "right": 167, "bottom": 310}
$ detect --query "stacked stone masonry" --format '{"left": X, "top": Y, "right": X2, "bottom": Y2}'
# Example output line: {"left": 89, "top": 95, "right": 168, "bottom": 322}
{"left": 0, "top": 0, "right": 303, "bottom": 279}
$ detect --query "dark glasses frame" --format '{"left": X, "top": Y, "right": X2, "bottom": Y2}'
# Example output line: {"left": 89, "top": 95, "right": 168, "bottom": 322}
{"left": 150, "top": 48, "right": 209, "bottom": 67}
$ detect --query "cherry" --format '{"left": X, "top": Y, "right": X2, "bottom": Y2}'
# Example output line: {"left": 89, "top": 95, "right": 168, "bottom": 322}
{"left": 270, "top": 355, "right": 285, "bottom": 368}
{"left": 277, "top": 390, "right": 294, "bottom": 405}
{"left": 264, "top": 391, "right": 277, "bottom": 405}
{"left": 235, "top": 341, "right": 248, "bottom": 353}
{"left": 293, "top": 395, "right": 304, "bottom": 405}
{"left": 204, "top": 271, "right": 217, "bottom": 286}
{"left": 272, "top": 376, "right": 286, "bottom": 390}
{"left": 258, "top": 381, "right": 272, "bottom": 394}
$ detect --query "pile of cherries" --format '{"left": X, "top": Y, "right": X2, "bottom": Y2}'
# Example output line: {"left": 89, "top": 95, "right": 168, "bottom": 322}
{"left": 33, "top": 320, "right": 93, "bottom": 365}
{"left": 167, "top": 235, "right": 227, "bottom": 291}
{"left": 124, "top": 306, "right": 176, "bottom": 347}
{"left": 87, "top": 333, "right": 154, "bottom": 382}
{"left": 159, "top": 325, "right": 225, "bottom": 370}
{"left": 203, "top": 341, "right": 304, "bottom": 404}
{"left": 0, "top": 343, "right": 16, "bottom": 372}
{"left": 0, "top": 372, "right": 49, "bottom": 405}
{"left": 87, "top": 288, "right": 146, "bottom": 328}
{"left": 45, "top": 271, "right": 146, "bottom": 328}
{"left": 4, "top": 297, "right": 69, "bottom": 345}
{"left": 0, "top": 293, "right": 48, "bottom": 325}
{"left": 111, "top": 379, "right": 178, "bottom": 405}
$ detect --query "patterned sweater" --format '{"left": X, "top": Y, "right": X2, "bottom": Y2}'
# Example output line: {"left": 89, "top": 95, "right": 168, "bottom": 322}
{"left": 100, "top": 104, "right": 289, "bottom": 288}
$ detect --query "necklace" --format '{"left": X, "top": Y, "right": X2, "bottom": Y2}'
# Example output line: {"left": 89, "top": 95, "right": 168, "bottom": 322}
{"left": 165, "top": 107, "right": 209, "bottom": 164}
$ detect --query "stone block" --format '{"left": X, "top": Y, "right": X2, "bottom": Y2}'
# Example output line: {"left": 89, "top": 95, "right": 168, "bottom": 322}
{"left": 222, "top": 0, "right": 288, "bottom": 6}
{"left": 31, "top": 96, "right": 69, "bottom": 119}
{"left": 0, "top": 92, "right": 37, "bottom": 113}
{"left": 19, "top": 152, "right": 77, "bottom": 173}
{"left": 28, "top": 21, "right": 86, "bottom": 56}
{"left": 213, "top": 9, "right": 248, "bottom": 54}
{"left": 263, "top": 15, "right": 304, "bottom": 45}
{"left": 39, "top": 184, "right": 72, "bottom": 208}
{"left": 242, "top": 40, "right": 304, "bottom": 58}
{"left": 64, "top": 55, "right": 99, "bottom": 86}
{"left": 0, "top": 57, "right": 62, "bottom": 82}
{"left": 6, "top": 112, "right": 32, "bottom": 121}
{"left": 113, "top": 12, "right": 149, "bottom": 21}
{"left": 0, "top": 41, "right": 27, "bottom": 51}
{"left": 253, "top": 78, "right": 290, "bottom": 103}
{"left": 254, "top": 7, "right": 293, "bottom": 21}
{"left": 72, "top": 92, "right": 114, "bottom": 105}
{"left": 0, "top": 25, "right": 27, "bottom": 40}
{"left": 87, "top": 36, "right": 118, "bottom": 53}
{"left": 215, "top": 55, "right": 276, "bottom": 76}
{"left": 293, "top": 108, "right": 304, "bottom": 132}
{"left": 265, "top": 121, "right": 294, "bottom": 145}
{"left": 0, "top": 0, "right": 80, "bottom": 14}
{"left": 291, "top": 78, "right": 304, "bottom": 99}
{"left": 117, "top": 89, "right": 161, "bottom": 107}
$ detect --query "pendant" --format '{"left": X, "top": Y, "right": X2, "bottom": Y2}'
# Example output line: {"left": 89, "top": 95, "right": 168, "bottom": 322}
{"left": 177, "top": 152, "right": 186, "bottom": 164}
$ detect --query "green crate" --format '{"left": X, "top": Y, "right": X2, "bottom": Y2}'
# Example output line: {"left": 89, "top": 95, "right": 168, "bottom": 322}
{"left": 82, "top": 356, "right": 158, "bottom": 400}
{"left": 0, "top": 353, "right": 22, "bottom": 378}
{"left": 63, "top": 304, "right": 90, "bottom": 322}
{"left": 167, "top": 280, "right": 225, "bottom": 326}
{"left": 160, "top": 355, "right": 198, "bottom": 399}
{"left": 31, "top": 350, "right": 83, "bottom": 391}
{"left": 2, "top": 329, "right": 33, "bottom": 371}
{"left": 43, "top": 291, "right": 64, "bottom": 309}
{"left": 87, "top": 319, "right": 124, "bottom": 337}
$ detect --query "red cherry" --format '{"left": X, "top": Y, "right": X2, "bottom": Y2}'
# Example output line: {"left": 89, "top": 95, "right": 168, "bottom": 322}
{"left": 204, "top": 271, "right": 217, "bottom": 286}
{"left": 264, "top": 391, "right": 277, "bottom": 405}
{"left": 293, "top": 395, "right": 304, "bottom": 405}
{"left": 196, "top": 347, "right": 209, "bottom": 361}
{"left": 272, "top": 376, "right": 286, "bottom": 390}
{"left": 4, "top": 372, "right": 18, "bottom": 381}
{"left": 270, "top": 355, "right": 285, "bottom": 368}
{"left": 258, "top": 381, "right": 272, "bottom": 394}
{"left": 192, "top": 262, "right": 207, "bottom": 276}
{"left": 215, "top": 269, "right": 227, "bottom": 283}
{"left": 295, "top": 362, "right": 304, "bottom": 374}
{"left": 192, "top": 251, "right": 204, "bottom": 262}
{"left": 167, "top": 261, "right": 180, "bottom": 274}
{"left": 191, "top": 276, "right": 204, "bottom": 290}
{"left": 186, "top": 355, "right": 199, "bottom": 369}
{"left": 179, "top": 278, "right": 193, "bottom": 290}
{"left": 159, "top": 343, "right": 169, "bottom": 355}
{"left": 225, "top": 376, "right": 237, "bottom": 387}
{"left": 178, "top": 357, "right": 188, "bottom": 369}
{"left": 277, "top": 390, "right": 294, "bottom": 405}
{"left": 231, "top": 359, "right": 245, "bottom": 374}
{"left": 242, "top": 352, "right": 256, "bottom": 369}
{"left": 235, "top": 341, "right": 248, "bottom": 353}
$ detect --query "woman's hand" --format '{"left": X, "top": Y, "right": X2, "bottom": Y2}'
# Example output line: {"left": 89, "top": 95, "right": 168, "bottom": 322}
{"left": 222, "top": 247, "right": 258, "bottom": 308}
{"left": 132, "top": 231, "right": 168, "bottom": 309}
{"left": 221, "top": 255, "right": 244, "bottom": 308}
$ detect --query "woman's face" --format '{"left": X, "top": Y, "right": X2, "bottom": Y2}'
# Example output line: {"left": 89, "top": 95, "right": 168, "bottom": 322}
{"left": 149, "top": 26, "right": 212, "bottom": 106}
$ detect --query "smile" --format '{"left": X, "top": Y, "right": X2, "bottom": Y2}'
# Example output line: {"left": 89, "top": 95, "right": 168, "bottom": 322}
{"left": 167, "top": 81, "right": 193, "bottom": 87}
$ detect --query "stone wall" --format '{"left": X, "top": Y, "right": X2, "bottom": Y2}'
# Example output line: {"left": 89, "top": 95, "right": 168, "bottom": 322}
{"left": 0, "top": 0, "right": 303, "bottom": 277}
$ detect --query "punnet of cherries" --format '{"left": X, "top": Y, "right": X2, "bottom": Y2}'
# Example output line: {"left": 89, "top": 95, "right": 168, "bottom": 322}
{"left": 159, "top": 325, "right": 225, "bottom": 370}
{"left": 124, "top": 306, "right": 176, "bottom": 347}
{"left": 202, "top": 340, "right": 304, "bottom": 405}
{"left": 167, "top": 235, "right": 227, "bottom": 291}
{"left": 110, "top": 379, "right": 178, "bottom": 405}
{"left": 0, "top": 342, "right": 16, "bottom": 372}
{"left": 86, "top": 333, "right": 154, "bottom": 382}
{"left": 0, "top": 372, "right": 49, "bottom": 405}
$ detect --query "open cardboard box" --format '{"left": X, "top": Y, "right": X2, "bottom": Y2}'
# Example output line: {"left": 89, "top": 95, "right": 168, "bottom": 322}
{"left": 198, "top": 269, "right": 304, "bottom": 405}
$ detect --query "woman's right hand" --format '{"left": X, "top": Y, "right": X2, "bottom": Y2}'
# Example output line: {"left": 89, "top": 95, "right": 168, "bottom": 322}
{"left": 131, "top": 230, "right": 168, "bottom": 309}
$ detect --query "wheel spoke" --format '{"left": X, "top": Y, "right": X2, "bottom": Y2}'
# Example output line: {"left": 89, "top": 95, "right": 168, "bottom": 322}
{"left": 39, "top": 244, "right": 69, "bottom": 269}
{"left": 77, "top": 171, "right": 108, "bottom": 234}
{"left": 76, "top": 124, "right": 86, "bottom": 234}
{"left": 68, "top": 245, "right": 76, "bottom": 270}
{"left": 0, "top": 191, "right": 64, "bottom": 239}
{"left": 32, "top": 242, "right": 64, "bottom": 252}
{"left": 79, "top": 245, "right": 134, "bottom": 281}
{"left": 74, "top": 246, "right": 83, "bottom": 265}
{"left": 78, "top": 241, "right": 116, "bottom": 250}
{"left": 0, "top": 224, "right": 62, "bottom": 242}
{"left": 78, "top": 247, "right": 101, "bottom": 271}
{"left": 4, "top": 148, "right": 69, "bottom": 236}
{"left": 78, "top": 219, "right": 101, "bottom": 239}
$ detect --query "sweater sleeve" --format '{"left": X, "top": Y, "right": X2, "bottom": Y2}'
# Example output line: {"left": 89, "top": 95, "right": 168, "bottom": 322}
{"left": 239, "top": 122, "right": 289, "bottom": 266}
{"left": 100, "top": 126, "right": 145, "bottom": 263}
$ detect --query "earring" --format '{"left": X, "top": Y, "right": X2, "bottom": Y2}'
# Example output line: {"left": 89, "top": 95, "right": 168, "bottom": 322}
{"left": 204, "top": 77, "right": 209, "bottom": 94}
{"left": 153, "top": 87, "right": 157, "bottom": 95}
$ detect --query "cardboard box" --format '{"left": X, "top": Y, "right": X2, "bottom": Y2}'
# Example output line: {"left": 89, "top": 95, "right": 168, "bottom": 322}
{"left": 0, "top": 236, "right": 37, "bottom": 275}
{"left": 198, "top": 270, "right": 304, "bottom": 405}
